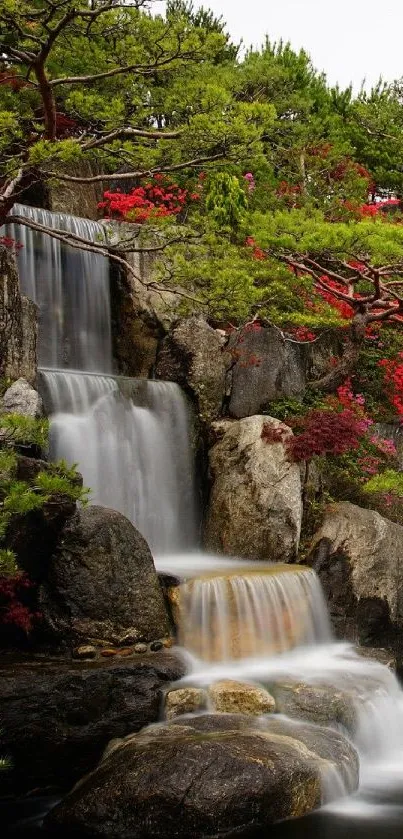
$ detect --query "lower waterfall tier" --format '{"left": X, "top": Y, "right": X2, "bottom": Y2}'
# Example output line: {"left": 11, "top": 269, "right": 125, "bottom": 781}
{"left": 39, "top": 369, "right": 198, "bottom": 554}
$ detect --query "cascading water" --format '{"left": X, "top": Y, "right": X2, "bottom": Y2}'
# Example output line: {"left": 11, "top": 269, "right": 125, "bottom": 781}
{"left": 8, "top": 204, "right": 112, "bottom": 372}
{"left": 10, "top": 203, "right": 403, "bottom": 824}
{"left": 8, "top": 204, "right": 198, "bottom": 553}
{"left": 39, "top": 369, "right": 198, "bottom": 553}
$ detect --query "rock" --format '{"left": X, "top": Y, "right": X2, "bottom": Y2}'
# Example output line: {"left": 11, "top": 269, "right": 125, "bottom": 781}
{"left": 1, "top": 377, "right": 43, "bottom": 419}
{"left": 164, "top": 688, "right": 208, "bottom": 719}
{"left": 226, "top": 325, "right": 344, "bottom": 419}
{"left": 150, "top": 640, "right": 163, "bottom": 652}
{"left": 0, "top": 245, "right": 37, "bottom": 385}
{"left": 0, "top": 651, "right": 186, "bottom": 795}
{"left": 134, "top": 643, "right": 148, "bottom": 654}
{"left": 355, "top": 647, "right": 396, "bottom": 670}
{"left": 46, "top": 713, "right": 358, "bottom": 838}
{"left": 156, "top": 318, "right": 228, "bottom": 424}
{"left": 208, "top": 680, "right": 276, "bottom": 715}
{"left": 308, "top": 502, "right": 403, "bottom": 646}
{"left": 73, "top": 645, "right": 97, "bottom": 660}
{"left": 270, "top": 681, "right": 357, "bottom": 735}
{"left": 39, "top": 506, "right": 170, "bottom": 646}
{"left": 101, "top": 649, "right": 118, "bottom": 657}
{"left": 205, "top": 416, "right": 302, "bottom": 562}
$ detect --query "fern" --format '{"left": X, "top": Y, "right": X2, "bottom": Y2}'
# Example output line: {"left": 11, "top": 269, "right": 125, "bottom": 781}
{"left": 0, "top": 414, "right": 49, "bottom": 449}
{"left": 0, "top": 549, "right": 17, "bottom": 576}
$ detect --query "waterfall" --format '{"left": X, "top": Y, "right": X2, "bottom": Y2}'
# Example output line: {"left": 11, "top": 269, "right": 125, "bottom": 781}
{"left": 10, "top": 203, "right": 403, "bottom": 818}
{"left": 8, "top": 204, "right": 112, "bottom": 372}
{"left": 39, "top": 369, "right": 198, "bottom": 553}
{"left": 7, "top": 204, "right": 198, "bottom": 552}
{"left": 169, "top": 566, "right": 331, "bottom": 662}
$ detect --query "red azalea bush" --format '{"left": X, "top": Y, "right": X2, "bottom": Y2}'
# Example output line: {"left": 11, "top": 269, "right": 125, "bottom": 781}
{"left": 0, "top": 573, "right": 38, "bottom": 633}
{"left": 378, "top": 353, "right": 403, "bottom": 416}
{"left": 98, "top": 174, "right": 199, "bottom": 223}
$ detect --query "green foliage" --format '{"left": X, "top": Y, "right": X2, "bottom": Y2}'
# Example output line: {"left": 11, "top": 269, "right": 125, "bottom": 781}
{"left": 205, "top": 173, "right": 248, "bottom": 232}
{"left": 363, "top": 469, "right": 403, "bottom": 497}
{"left": 0, "top": 414, "right": 49, "bottom": 450}
{"left": 0, "top": 548, "right": 17, "bottom": 576}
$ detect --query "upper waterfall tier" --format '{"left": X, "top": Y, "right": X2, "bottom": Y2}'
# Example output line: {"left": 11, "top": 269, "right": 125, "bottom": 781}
{"left": 39, "top": 369, "right": 198, "bottom": 554}
{"left": 8, "top": 204, "right": 112, "bottom": 373}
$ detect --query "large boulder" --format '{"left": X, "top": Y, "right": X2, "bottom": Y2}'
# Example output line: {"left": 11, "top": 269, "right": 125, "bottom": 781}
{"left": 308, "top": 501, "right": 403, "bottom": 646}
{"left": 226, "top": 325, "right": 344, "bottom": 419}
{"left": 1, "top": 377, "right": 43, "bottom": 418}
{"left": 155, "top": 318, "right": 228, "bottom": 424}
{"left": 204, "top": 416, "right": 302, "bottom": 562}
{"left": 0, "top": 652, "right": 185, "bottom": 794}
{"left": 39, "top": 506, "right": 170, "bottom": 646}
{"left": 0, "top": 245, "right": 37, "bottom": 385}
{"left": 46, "top": 713, "right": 358, "bottom": 838}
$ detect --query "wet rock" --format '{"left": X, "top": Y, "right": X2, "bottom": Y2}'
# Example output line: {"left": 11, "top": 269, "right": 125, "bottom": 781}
{"left": 46, "top": 713, "right": 358, "bottom": 838}
{"left": 205, "top": 416, "right": 302, "bottom": 562}
{"left": 0, "top": 652, "right": 186, "bottom": 795}
{"left": 1, "top": 377, "right": 43, "bottom": 418}
{"left": 156, "top": 317, "right": 228, "bottom": 424}
{"left": 164, "top": 687, "right": 208, "bottom": 719}
{"left": 73, "top": 645, "right": 97, "bottom": 660}
{"left": 208, "top": 680, "right": 276, "bottom": 715}
{"left": 355, "top": 647, "right": 396, "bottom": 670}
{"left": 39, "top": 506, "right": 170, "bottom": 646}
{"left": 270, "top": 680, "right": 357, "bottom": 735}
{"left": 150, "top": 640, "right": 163, "bottom": 652}
{"left": 308, "top": 502, "right": 403, "bottom": 646}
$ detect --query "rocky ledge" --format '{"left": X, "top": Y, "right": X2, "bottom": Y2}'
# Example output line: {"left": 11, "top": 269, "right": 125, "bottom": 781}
{"left": 45, "top": 712, "right": 359, "bottom": 838}
{"left": 0, "top": 651, "right": 186, "bottom": 795}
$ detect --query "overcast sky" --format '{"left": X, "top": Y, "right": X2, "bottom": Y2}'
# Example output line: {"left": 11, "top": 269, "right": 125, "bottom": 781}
{"left": 191, "top": 0, "right": 403, "bottom": 90}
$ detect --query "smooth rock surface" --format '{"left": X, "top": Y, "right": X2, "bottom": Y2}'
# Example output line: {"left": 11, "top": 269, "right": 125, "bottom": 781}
{"left": 208, "top": 679, "right": 276, "bottom": 715}
{"left": 309, "top": 501, "right": 403, "bottom": 645}
{"left": 0, "top": 652, "right": 186, "bottom": 795}
{"left": 39, "top": 506, "right": 170, "bottom": 645}
{"left": 1, "top": 377, "right": 43, "bottom": 418}
{"left": 164, "top": 687, "right": 208, "bottom": 719}
{"left": 46, "top": 713, "right": 359, "bottom": 838}
{"left": 156, "top": 317, "right": 228, "bottom": 424}
{"left": 270, "top": 681, "right": 357, "bottom": 735}
{"left": 205, "top": 416, "right": 302, "bottom": 562}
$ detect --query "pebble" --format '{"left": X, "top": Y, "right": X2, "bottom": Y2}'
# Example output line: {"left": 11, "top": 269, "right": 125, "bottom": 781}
{"left": 100, "top": 648, "right": 119, "bottom": 657}
{"left": 134, "top": 643, "right": 148, "bottom": 654}
{"left": 150, "top": 640, "right": 163, "bottom": 652}
{"left": 72, "top": 645, "right": 97, "bottom": 660}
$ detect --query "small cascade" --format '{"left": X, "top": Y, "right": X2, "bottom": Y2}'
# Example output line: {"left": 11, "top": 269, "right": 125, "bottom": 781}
{"left": 170, "top": 565, "right": 331, "bottom": 662}
{"left": 39, "top": 369, "right": 198, "bottom": 553}
{"left": 7, "top": 204, "right": 111, "bottom": 371}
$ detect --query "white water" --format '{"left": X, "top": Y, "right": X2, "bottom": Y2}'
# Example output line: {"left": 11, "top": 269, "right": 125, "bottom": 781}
{"left": 11, "top": 203, "right": 403, "bottom": 818}
{"left": 39, "top": 369, "right": 198, "bottom": 553}
{"left": 8, "top": 204, "right": 111, "bottom": 372}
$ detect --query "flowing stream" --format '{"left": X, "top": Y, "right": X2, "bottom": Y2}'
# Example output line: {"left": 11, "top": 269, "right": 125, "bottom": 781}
{"left": 9, "top": 204, "right": 403, "bottom": 831}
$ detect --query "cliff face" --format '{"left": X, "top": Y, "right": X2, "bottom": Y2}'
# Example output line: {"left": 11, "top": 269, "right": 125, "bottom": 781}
{"left": 0, "top": 245, "right": 37, "bottom": 385}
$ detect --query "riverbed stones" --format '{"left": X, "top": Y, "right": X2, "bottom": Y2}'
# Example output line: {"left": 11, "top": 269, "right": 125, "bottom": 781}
{"left": 0, "top": 651, "right": 186, "bottom": 795}
{"left": 39, "top": 505, "right": 170, "bottom": 646}
{"left": 46, "top": 713, "right": 359, "bottom": 838}
{"left": 208, "top": 679, "right": 276, "bottom": 715}
{"left": 308, "top": 501, "right": 403, "bottom": 645}
{"left": 205, "top": 415, "right": 302, "bottom": 561}
{"left": 164, "top": 687, "right": 208, "bottom": 719}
